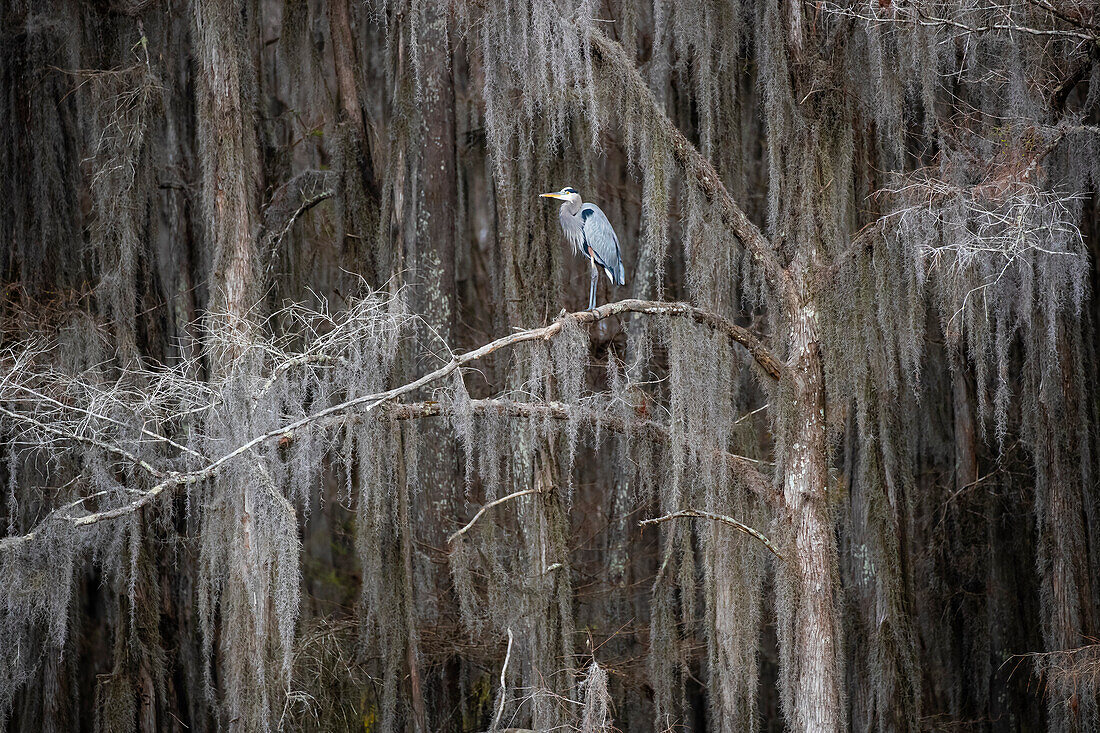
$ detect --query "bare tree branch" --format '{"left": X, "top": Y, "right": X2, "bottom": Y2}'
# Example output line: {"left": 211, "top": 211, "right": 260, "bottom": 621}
{"left": 585, "top": 29, "right": 795, "bottom": 303}
{"left": 448, "top": 489, "right": 542, "bottom": 544}
{"left": 10, "top": 382, "right": 206, "bottom": 461}
{"left": 0, "top": 403, "right": 166, "bottom": 480}
{"left": 619, "top": 300, "right": 783, "bottom": 380}
{"left": 261, "top": 169, "right": 338, "bottom": 270}
{"left": 640, "top": 509, "right": 783, "bottom": 559}
{"left": 821, "top": 2, "right": 1100, "bottom": 42}
{"left": 0, "top": 300, "right": 780, "bottom": 551}
{"left": 824, "top": 121, "right": 1097, "bottom": 283}
{"left": 1023, "top": 0, "right": 1100, "bottom": 33}
{"left": 491, "top": 627, "right": 515, "bottom": 732}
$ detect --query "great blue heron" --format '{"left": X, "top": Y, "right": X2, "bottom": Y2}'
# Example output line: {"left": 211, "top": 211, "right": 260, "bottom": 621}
{"left": 540, "top": 187, "right": 625, "bottom": 310}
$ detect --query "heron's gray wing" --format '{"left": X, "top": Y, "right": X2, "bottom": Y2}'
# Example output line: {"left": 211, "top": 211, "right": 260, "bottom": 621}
{"left": 579, "top": 204, "right": 625, "bottom": 285}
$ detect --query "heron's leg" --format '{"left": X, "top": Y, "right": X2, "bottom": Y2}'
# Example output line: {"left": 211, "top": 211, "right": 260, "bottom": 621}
{"left": 589, "top": 265, "right": 598, "bottom": 310}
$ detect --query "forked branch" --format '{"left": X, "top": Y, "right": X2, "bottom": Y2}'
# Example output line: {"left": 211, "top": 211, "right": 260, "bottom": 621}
{"left": 586, "top": 29, "right": 794, "bottom": 302}
{"left": 0, "top": 300, "right": 780, "bottom": 551}
{"left": 261, "top": 169, "right": 338, "bottom": 269}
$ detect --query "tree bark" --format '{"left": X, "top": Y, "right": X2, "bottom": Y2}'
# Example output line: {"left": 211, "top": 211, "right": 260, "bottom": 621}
{"left": 193, "top": 1, "right": 260, "bottom": 354}
{"left": 409, "top": 3, "right": 460, "bottom": 725}
{"left": 1035, "top": 324, "right": 1098, "bottom": 731}
{"left": 327, "top": 0, "right": 383, "bottom": 284}
{"left": 779, "top": 300, "right": 843, "bottom": 732}
{"left": 192, "top": 3, "right": 265, "bottom": 729}
{"left": 395, "top": 425, "right": 428, "bottom": 732}
{"left": 328, "top": 0, "right": 364, "bottom": 141}
{"left": 952, "top": 370, "right": 978, "bottom": 493}
{"left": 411, "top": 0, "right": 458, "bottom": 523}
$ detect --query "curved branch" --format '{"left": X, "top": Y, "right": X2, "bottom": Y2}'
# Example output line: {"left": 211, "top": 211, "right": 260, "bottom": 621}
{"left": 447, "top": 488, "right": 542, "bottom": 543}
{"left": 491, "top": 628, "right": 515, "bottom": 731}
{"left": 627, "top": 300, "right": 783, "bottom": 380}
{"left": 640, "top": 509, "right": 783, "bottom": 559}
{"left": 261, "top": 169, "right": 338, "bottom": 267}
{"left": 0, "top": 300, "right": 779, "bottom": 551}
{"left": 586, "top": 29, "right": 794, "bottom": 302}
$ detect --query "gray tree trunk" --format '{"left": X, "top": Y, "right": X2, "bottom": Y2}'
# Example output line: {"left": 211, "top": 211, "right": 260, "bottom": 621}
{"left": 779, "top": 299, "right": 843, "bottom": 732}
{"left": 193, "top": 2, "right": 265, "bottom": 729}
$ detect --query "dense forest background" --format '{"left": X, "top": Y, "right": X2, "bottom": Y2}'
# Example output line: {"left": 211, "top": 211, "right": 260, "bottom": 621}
{"left": 2, "top": 0, "right": 1100, "bottom": 731}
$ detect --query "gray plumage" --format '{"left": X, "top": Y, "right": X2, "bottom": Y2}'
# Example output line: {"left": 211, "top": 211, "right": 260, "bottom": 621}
{"left": 540, "top": 187, "right": 625, "bottom": 309}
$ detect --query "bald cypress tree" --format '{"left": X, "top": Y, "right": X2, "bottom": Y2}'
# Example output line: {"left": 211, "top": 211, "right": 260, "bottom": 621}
{"left": 1, "top": 1, "right": 1098, "bottom": 731}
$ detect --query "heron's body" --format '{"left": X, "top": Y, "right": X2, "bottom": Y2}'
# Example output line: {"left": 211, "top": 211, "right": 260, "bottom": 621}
{"left": 540, "top": 187, "right": 625, "bottom": 309}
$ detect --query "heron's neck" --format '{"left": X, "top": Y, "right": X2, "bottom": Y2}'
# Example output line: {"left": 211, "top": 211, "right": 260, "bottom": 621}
{"left": 560, "top": 199, "right": 581, "bottom": 216}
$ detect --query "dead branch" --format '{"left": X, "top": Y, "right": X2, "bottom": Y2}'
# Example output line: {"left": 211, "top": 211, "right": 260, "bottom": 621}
{"left": 0, "top": 300, "right": 780, "bottom": 552}
{"left": 821, "top": 2, "right": 1100, "bottom": 43}
{"left": 491, "top": 628, "right": 515, "bottom": 732}
{"left": 640, "top": 509, "right": 783, "bottom": 559}
{"left": 0, "top": 403, "right": 166, "bottom": 480}
{"left": 448, "top": 489, "right": 542, "bottom": 544}
{"left": 10, "top": 382, "right": 206, "bottom": 461}
{"left": 585, "top": 29, "right": 795, "bottom": 304}
{"left": 261, "top": 169, "right": 338, "bottom": 270}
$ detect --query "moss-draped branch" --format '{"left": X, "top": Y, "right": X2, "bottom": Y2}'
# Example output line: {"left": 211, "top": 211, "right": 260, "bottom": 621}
{"left": 584, "top": 29, "right": 797, "bottom": 305}
{"left": 0, "top": 298, "right": 781, "bottom": 552}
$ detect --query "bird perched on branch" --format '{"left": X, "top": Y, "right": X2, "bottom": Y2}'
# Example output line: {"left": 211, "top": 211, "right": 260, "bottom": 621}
{"left": 540, "top": 187, "right": 625, "bottom": 310}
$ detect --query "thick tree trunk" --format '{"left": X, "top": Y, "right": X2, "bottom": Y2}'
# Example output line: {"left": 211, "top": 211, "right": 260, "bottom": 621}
{"left": 1035, "top": 325, "right": 1098, "bottom": 731}
{"left": 949, "top": 366, "right": 989, "bottom": 720}
{"left": 395, "top": 426, "right": 428, "bottom": 732}
{"left": 414, "top": 2, "right": 457, "bottom": 350}
{"left": 952, "top": 370, "right": 978, "bottom": 493}
{"left": 192, "top": 3, "right": 265, "bottom": 729}
{"left": 194, "top": 0, "right": 260, "bottom": 352}
{"left": 411, "top": 0, "right": 459, "bottom": 546}
{"left": 328, "top": 0, "right": 364, "bottom": 140}
{"left": 327, "top": 0, "right": 383, "bottom": 285}
{"left": 411, "top": 3, "right": 460, "bottom": 726}
{"left": 769, "top": 0, "right": 848, "bottom": 721}
{"left": 779, "top": 301, "right": 843, "bottom": 732}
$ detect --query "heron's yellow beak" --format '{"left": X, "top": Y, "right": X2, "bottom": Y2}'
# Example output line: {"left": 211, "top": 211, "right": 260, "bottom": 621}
{"left": 540, "top": 192, "right": 568, "bottom": 200}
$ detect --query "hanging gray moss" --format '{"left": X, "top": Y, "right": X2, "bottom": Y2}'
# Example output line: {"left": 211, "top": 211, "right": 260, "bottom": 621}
{"left": 1, "top": 1, "right": 1099, "bottom": 731}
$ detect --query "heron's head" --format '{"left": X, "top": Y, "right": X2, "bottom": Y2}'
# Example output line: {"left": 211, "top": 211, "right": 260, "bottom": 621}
{"left": 539, "top": 187, "right": 582, "bottom": 207}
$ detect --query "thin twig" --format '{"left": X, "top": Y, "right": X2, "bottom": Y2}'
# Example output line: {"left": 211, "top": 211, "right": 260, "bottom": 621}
{"left": 11, "top": 383, "right": 206, "bottom": 461}
{"left": 252, "top": 353, "right": 342, "bottom": 402}
{"left": 821, "top": 2, "right": 1099, "bottom": 42}
{"left": 448, "top": 489, "right": 541, "bottom": 543}
{"left": 0, "top": 403, "right": 166, "bottom": 480}
{"left": 640, "top": 509, "right": 783, "bottom": 559}
{"left": 491, "top": 628, "right": 515, "bottom": 732}
{"left": 261, "top": 169, "right": 337, "bottom": 274}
